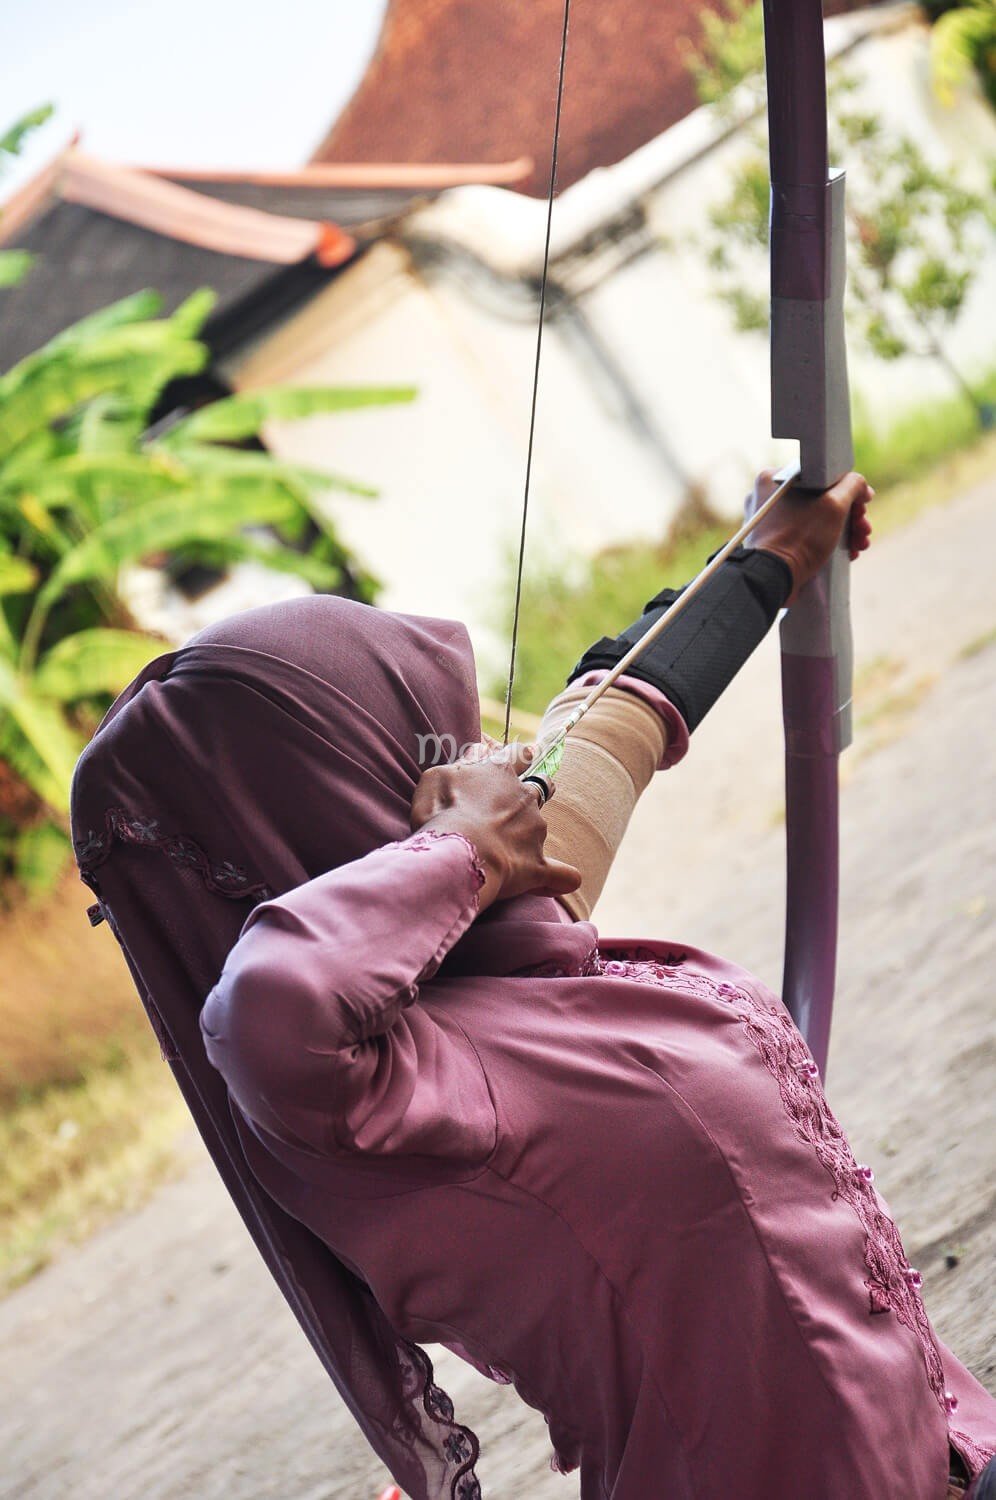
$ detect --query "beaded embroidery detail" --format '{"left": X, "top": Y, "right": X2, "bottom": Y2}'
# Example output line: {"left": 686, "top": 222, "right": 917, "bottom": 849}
{"left": 385, "top": 829, "right": 487, "bottom": 892}
{"left": 600, "top": 951, "right": 964, "bottom": 1432}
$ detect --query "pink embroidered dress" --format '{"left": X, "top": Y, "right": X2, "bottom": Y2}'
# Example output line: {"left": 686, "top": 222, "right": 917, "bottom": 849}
{"left": 72, "top": 597, "right": 996, "bottom": 1500}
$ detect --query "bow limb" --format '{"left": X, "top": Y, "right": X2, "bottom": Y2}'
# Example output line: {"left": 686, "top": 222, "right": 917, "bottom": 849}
{"left": 762, "top": 0, "right": 855, "bottom": 1076}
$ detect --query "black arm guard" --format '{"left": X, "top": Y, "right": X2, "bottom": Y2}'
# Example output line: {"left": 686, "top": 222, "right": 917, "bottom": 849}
{"left": 568, "top": 546, "right": 793, "bottom": 732}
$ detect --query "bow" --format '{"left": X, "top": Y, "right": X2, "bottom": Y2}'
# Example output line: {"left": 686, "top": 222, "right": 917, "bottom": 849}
{"left": 762, "top": 0, "right": 854, "bottom": 1075}
{"left": 509, "top": 0, "right": 853, "bottom": 1076}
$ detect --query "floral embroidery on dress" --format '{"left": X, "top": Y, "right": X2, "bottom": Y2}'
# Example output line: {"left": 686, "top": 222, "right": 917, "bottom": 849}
{"left": 604, "top": 949, "right": 970, "bottom": 1438}
{"left": 385, "top": 828, "right": 487, "bottom": 892}
{"left": 579, "top": 947, "right": 603, "bottom": 977}
{"left": 599, "top": 954, "right": 723, "bottom": 1003}
{"left": 74, "top": 807, "right": 274, "bottom": 906}
{"left": 396, "top": 1340, "right": 482, "bottom": 1499}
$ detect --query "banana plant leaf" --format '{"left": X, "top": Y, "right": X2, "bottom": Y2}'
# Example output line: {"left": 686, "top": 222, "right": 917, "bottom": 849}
{"left": 0, "top": 250, "right": 34, "bottom": 288}
{"left": 0, "top": 293, "right": 165, "bottom": 407}
{"left": 0, "top": 451, "right": 188, "bottom": 514}
{"left": 0, "top": 285, "right": 407, "bottom": 847}
{"left": 0, "top": 105, "right": 54, "bottom": 158}
{"left": 167, "top": 288, "right": 216, "bottom": 339}
{"left": 163, "top": 441, "right": 378, "bottom": 498}
{"left": 172, "top": 535, "right": 347, "bottom": 593}
{"left": 33, "top": 628, "right": 167, "bottom": 702}
{"left": 160, "top": 385, "right": 416, "bottom": 446}
{"left": 73, "top": 394, "right": 147, "bottom": 457}
{"left": 35, "top": 484, "right": 306, "bottom": 614}
{"left": 0, "top": 428, "right": 62, "bottom": 490}
{"left": 0, "top": 555, "right": 38, "bottom": 594}
{"left": 5, "top": 291, "right": 164, "bottom": 379}
{"left": 13, "top": 820, "right": 72, "bottom": 896}
{"left": 0, "top": 328, "right": 208, "bottom": 459}
{"left": 0, "top": 661, "right": 82, "bottom": 813}
{"left": 0, "top": 716, "right": 69, "bottom": 815}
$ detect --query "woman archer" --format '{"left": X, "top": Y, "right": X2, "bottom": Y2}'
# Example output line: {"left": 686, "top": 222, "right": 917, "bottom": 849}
{"left": 71, "top": 471, "right": 995, "bottom": 1499}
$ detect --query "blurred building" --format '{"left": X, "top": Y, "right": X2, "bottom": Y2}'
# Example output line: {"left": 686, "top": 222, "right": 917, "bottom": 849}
{"left": 2, "top": 0, "right": 993, "bottom": 662}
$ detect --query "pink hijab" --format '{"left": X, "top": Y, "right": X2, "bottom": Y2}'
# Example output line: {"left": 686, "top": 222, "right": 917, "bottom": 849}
{"left": 69, "top": 595, "right": 530, "bottom": 1500}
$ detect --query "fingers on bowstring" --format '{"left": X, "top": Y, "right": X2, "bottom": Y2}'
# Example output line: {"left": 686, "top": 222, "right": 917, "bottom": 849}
{"left": 461, "top": 738, "right": 535, "bottom": 775}
{"left": 459, "top": 739, "right": 498, "bottom": 765}
{"left": 501, "top": 740, "right": 539, "bottom": 779}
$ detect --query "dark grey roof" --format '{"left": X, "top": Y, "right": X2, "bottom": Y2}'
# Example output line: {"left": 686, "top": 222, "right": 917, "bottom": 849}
{"left": 0, "top": 201, "right": 283, "bottom": 373}
{"left": 0, "top": 184, "right": 422, "bottom": 375}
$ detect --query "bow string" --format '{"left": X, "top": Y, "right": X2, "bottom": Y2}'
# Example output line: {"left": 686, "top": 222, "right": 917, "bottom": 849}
{"left": 507, "top": 0, "right": 854, "bottom": 1075}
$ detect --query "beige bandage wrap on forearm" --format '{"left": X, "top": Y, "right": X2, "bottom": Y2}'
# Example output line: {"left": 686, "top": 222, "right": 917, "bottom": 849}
{"left": 539, "top": 681, "right": 667, "bottom": 922}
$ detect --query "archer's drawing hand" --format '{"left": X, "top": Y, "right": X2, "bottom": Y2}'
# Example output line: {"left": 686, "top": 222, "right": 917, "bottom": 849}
{"left": 410, "top": 743, "right": 582, "bottom": 913}
{"left": 746, "top": 469, "right": 874, "bottom": 605}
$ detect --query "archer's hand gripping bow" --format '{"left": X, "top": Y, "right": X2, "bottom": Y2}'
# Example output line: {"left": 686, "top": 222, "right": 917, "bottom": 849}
{"left": 763, "top": 0, "right": 854, "bottom": 1075}
{"left": 513, "top": 0, "right": 853, "bottom": 1075}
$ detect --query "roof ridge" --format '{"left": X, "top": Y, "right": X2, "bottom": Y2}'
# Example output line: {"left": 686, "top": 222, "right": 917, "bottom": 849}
{"left": 146, "top": 159, "right": 533, "bottom": 189}
{"left": 2, "top": 148, "right": 356, "bottom": 266}
{"left": 0, "top": 135, "right": 77, "bottom": 247}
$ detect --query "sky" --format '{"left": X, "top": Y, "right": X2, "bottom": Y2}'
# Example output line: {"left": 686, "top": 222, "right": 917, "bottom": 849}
{"left": 1, "top": 0, "right": 388, "bottom": 196}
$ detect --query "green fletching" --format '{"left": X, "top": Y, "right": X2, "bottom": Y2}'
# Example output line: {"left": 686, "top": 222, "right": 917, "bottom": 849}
{"left": 530, "top": 737, "right": 565, "bottom": 781}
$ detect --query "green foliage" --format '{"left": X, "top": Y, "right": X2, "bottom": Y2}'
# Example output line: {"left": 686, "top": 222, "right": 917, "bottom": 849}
{"left": 686, "top": 0, "right": 996, "bottom": 116}
{"left": 683, "top": 0, "right": 765, "bottom": 108}
{"left": 490, "top": 519, "right": 729, "bottom": 717}
{"left": 0, "top": 106, "right": 54, "bottom": 291}
{"left": 707, "top": 157, "right": 769, "bottom": 251}
{"left": 32, "top": 630, "right": 168, "bottom": 702}
{"left": 0, "top": 289, "right": 414, "bottom": 890}
{"left": 0, "top": 551, "right": 37, "bottom": 595}
{"left": 0, "top": 658, "right": 81, "bottom": 812}
{"left": 12, "top": 821, "right": 71, "bottom": 897}
{"left": 0, "top": 106, "right": 54, "bottom": 161}
{"left": 0, "top": 252, "right": 34, "bottom": 289}
{"left": 161, "top": 384, "right": 415, "bottom": 446}
{"left": 929, "top": 0, "right": 996, "bottom": 109}
{"left": 690, "top": 4, "right": 995, "bottom": 409}
{"left": 852, "top": 364, "right": 996, "bottom": 486}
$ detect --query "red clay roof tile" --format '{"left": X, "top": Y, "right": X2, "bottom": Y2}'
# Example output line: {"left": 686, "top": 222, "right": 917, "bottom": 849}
{"left": 313, "top": 0, "right": 872, "bottom": 197}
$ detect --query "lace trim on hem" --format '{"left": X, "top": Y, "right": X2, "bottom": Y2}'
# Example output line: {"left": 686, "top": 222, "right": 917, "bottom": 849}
{"left": 396, "top": 1340, "right": 482, "bottom": 1499}
{"left": 602, "top": 952, "right": 972, "bottom": 1443}
{"left": 74, "top": 807, "right": 274, "bottom": 906}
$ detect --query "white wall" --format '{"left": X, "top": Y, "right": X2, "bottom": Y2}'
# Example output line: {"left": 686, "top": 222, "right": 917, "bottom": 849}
{"left": 224, "top": 6, "right": 996, "bottom": 672}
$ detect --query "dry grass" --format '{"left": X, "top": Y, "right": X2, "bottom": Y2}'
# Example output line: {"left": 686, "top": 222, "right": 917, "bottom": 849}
{"left": 863, "top": 428, "right": 996, "bottom": 542}
{"left": 0, "top": 872, "right": 190, "bottom": 1293}
{"left": 0, "top": 871, "right": 148, "bottom": 1102}
{"left": 0, "top": 1043, "right": 190, "bottom": 1293}
{"left": 853, "top": 673, "right": 938, "bottom": 760}
{"left": 959, "top": 625, "right": 996, "bottom": 662}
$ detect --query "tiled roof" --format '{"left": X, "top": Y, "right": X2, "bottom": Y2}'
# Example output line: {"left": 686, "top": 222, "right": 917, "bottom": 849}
{"left": 314, "top": 0, "right": 874, "bottom": 197}
{"left": 0, "top": 150, "right": 529, "bottom": 371}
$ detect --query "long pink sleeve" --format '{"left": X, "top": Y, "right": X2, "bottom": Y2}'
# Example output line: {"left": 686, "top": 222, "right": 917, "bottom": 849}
{"left": 200, "top": 829, "right": 496, "bottom": 1163}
